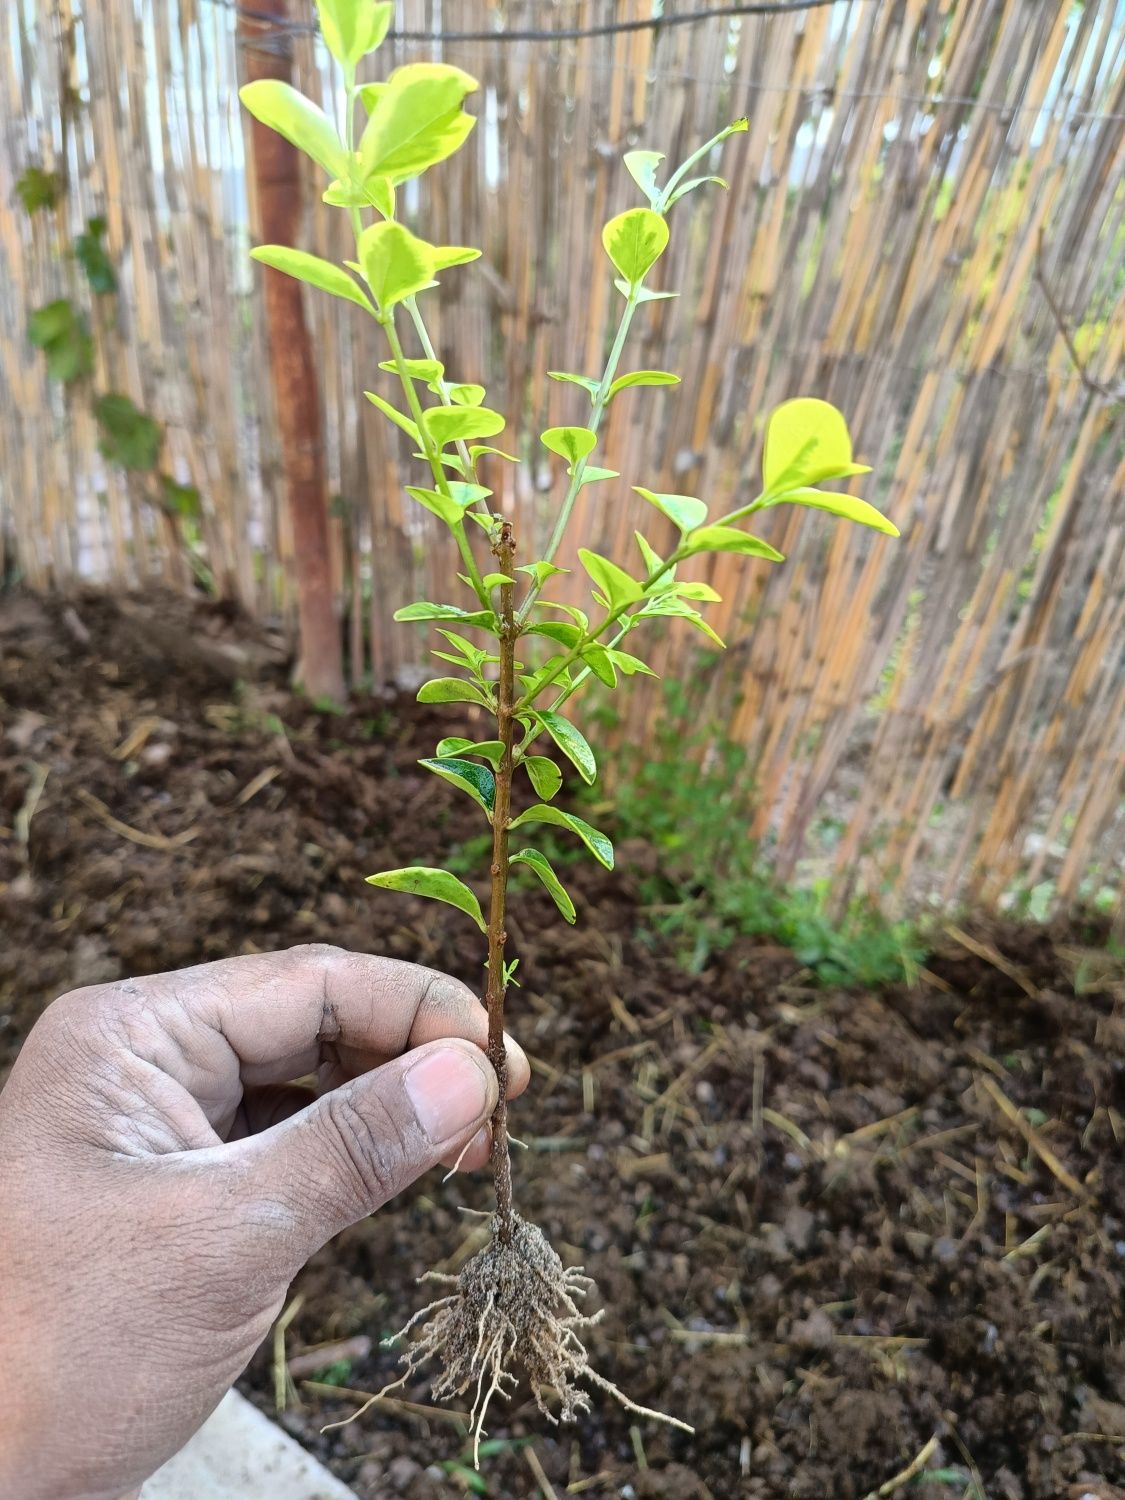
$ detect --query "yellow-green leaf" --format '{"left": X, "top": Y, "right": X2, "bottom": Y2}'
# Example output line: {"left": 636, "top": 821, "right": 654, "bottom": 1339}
{"left": 633, "top": 486, "right": 707, "bottom": 535}
{"left": 239, "top": 80, "right": 348, "bottom": 179}
{"left": 763, "top": 397, "right": 872, "bottom": 493}
{"left": 314, "top": 0, "right": 393, "bottom": 66}
{"left": 577, "top": 548, "right": 644, "bottom": 610}
{"left": 763, "top": 487, "right": 899, "bottom": 536}
{"left": 359, "top": 221, "right": 437, "bottom": 309}
{"left": 541, "top": 426, "right": 597, "bottom": 465}
{"left": 359, "top": 63, "right": 478, "bottom": 183}
{"left": 250, "top": 246, "right": 371, "bottom": 310}
{"left": 602, "top": 208, "right": 669, "bottom": 284}
{"left": 681, "top": 525, "right": 784, "bottom": 562}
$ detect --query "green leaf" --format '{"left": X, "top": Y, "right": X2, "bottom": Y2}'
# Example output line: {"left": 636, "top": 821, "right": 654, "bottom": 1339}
{"left": 450, "top": 382, "right": 486, "bottom": 406}
{"left": 681, "top": 525, "right": 784, "bottom": 562}
{"left": 581, "top": 643, "right": 617, "bottom": 687}
{"left": 608, "top": 648, "right": 656, "bottom": 677}
{"left": 532, "top": 602, "right": 589, "bottom": 629}
{"left": 540, "top": 426, "right": 597, "bottom": 466}
{"left": 639, "top": 596, "right": 725, "bottom": 647}
{"left": 760, "top": 487, "right": 900, "bottom": 537}
{"left": 434, "top": 629, "right": 488, "bottom": 668}
{"left": 323, "top": 176, "right": 395, "bottom": 215}
{"left": 468, "top": 444, "right": 519, "bottom": 466}
{"left": 359, "top": 221, "right": 437, "bottom": 309}
{"left": 517, "top": 561, "right": 569, "bottom": 587}
{"left": 623, "top": 149, "right": 664, "bottom": 204}
{"left": 160, "top": 474, "right": 202, "bottom": 519}
{"left": 509, "top": 805, "right": 613, "bottom": 870}
{"left": 74, "top": 218, "right": 116, "bottom": 295}
{"left": 763, "top": 397, "right": 872, "bottom": 492}
{"left": 533, "top": 710, "right": 596, "bottom": 785}
{"left": 577, "top": 548, "right": 644, "bottom": 609}
{"left": 251, "top": 246, "right": 371, "bottom": 310}
{"left": 436, "top": 737, "right": 505, "bottom": 766}
{"left": 675, "top": 581, "right": 722, "bottom": 603}
{"left": 239, "top": 80, "right": 348, "bottom": 178}
{"left": 665, "top": 174, "right": 728, "bottom": 208}
{"left": 417, "top": 676, "right": 494, "bottom": 708}
{"left": 511, "top": 849, "right": 576, "bottom": 924}
{"left": 28, "top": 299, "right": 93, "bottom": 384}
{"left": 394, "top": 601, "right": 497, "bottom": 628}
{"left": 634, "top": 531, "right": 665, "bottom": 577}
{"left": 93, "top": 394, "right": 163, "bottom": 471}
{"left": 608, "top": 370, "right": 680, "bottom": 398}
{"left": 359, "top": 63, "right": 478, "bottom": 183}
{"left": 404, "top": 485, "right": 473, "bottom": 527}
{"left": 633, "top": 486, "right": 707, "bottom": 535}
{"left": 617, "top": 280, "right": 679, "bottom": 303}
{"left": 602, "top": 207, "right": 669, "bottom": 284}
{"left": 314, "top": 0, "right": 393, "bottom": 66}
{"left": 14, "top": 165, "right": 61, "bottom": 215}
{"left": 577, "top": 466, "right": 619, "bottom": 488}
{"left": 379, "top": 356, "right": 444, "bottom": 385}
{"left": 424, "top": 406, "right": 506, "bottom": 447}
{"left": 526, "top": 621, "right": 582, "bottom": 648}
{"left": 523, "top": 755, "right": 563, "bottom": 801}
{"left": 431, "top": 245, "right": 481, "bottom": 270}
{"left": 547, "top": 371, "right": 600, "bottom": 399}
{"left": 365, "top": 866, "right": 485, "bottom": 933}
{"left": 419, "top": 756, "right": 496, "bottom": 816}
{"left": 364, "top": 390, "right": 421, "bottom": 443}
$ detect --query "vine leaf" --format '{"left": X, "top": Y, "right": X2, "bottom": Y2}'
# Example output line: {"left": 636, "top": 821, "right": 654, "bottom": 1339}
{"left": 365, "top": 866, "right": 485, "bottom": 932}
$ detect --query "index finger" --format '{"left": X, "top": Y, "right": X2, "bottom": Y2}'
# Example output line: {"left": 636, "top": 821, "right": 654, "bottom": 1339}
{"left": 86, "top": 944, "right": 530, "bottom": 1105}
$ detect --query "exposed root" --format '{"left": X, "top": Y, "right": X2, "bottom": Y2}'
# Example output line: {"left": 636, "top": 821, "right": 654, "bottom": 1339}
{"left": 333, "top": 1213, "right": 693, "bottom": 1465}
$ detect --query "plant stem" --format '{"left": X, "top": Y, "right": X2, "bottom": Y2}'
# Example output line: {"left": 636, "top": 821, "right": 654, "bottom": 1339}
{"left": 485, "top": 522, "right": 518, "bottom": 1241}
{"left": 516, "top": 289, "right": 640, "bottom": 623}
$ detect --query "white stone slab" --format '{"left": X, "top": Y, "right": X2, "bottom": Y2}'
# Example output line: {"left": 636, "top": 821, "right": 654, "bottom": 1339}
{"left": 141, "top": 1390, "right": 356, "bottom": 1500}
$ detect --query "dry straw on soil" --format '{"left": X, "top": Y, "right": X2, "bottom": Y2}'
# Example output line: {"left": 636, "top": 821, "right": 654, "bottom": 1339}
{"left": 1, "top": 0, "right": 1122, "bottom": 918}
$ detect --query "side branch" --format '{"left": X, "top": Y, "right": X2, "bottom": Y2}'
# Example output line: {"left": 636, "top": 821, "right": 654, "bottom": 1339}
{"left": 486, "top": 521, "right": 518, "bottom": 1239}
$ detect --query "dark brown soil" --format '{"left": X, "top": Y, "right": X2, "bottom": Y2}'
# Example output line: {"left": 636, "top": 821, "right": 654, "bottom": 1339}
{"left": 2, "top": 589, "right": 1123, "bottom": 1500}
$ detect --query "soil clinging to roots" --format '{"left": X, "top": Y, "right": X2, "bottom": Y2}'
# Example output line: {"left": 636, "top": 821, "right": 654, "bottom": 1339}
{"left": 331, "top": 1213, "right": 692, "bottom": 1464}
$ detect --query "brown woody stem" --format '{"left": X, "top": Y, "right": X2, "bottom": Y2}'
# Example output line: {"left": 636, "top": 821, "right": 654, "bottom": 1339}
{"left": 486, "top": 521, "right": 517, "bottom": 1241}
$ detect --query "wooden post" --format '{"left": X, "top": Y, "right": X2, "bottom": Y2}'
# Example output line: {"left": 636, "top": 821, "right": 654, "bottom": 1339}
{"left": 238, "top": 0, "right": 345, "bottom": 702}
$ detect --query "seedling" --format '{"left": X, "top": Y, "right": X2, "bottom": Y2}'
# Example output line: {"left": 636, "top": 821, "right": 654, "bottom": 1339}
{"left": 241, "top": 0, "right": 898, "bottom": 1461}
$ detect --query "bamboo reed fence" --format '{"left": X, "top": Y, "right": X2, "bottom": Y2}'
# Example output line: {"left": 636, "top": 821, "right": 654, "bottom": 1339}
{"left": 1, "top": 0, "right": 1122, "bottom": 918}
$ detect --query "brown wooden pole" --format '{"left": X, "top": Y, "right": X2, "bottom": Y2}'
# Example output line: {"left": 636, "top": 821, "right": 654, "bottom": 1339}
{"left": 238, "top": 0, "right": 345, "bottom": 702}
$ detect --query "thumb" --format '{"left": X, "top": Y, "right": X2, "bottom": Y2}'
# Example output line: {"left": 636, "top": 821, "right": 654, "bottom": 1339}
{"left": 236, "top": 1038, "right": 498, "bottom": 1263}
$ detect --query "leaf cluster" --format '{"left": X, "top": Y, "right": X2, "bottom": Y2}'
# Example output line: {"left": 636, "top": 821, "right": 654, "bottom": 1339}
{"left": 238, "top": 0, "right": 900, "bottom": 943}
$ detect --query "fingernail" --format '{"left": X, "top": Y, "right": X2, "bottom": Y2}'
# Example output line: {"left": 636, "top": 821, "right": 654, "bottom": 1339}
{"left": 405, "top": 1045, "right": 494, "bottom": 1144}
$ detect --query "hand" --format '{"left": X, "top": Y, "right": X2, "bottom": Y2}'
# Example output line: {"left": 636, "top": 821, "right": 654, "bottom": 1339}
{"left": 0, "top": 945, "right": 529, "bottom": 1500}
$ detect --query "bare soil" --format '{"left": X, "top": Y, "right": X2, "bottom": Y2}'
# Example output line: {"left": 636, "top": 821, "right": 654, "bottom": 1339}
{"left": 2, "top": 590, "right": 1123, "bottom": 1500}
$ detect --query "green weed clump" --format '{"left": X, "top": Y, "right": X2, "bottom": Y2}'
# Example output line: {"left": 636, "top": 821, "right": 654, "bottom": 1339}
{"left": 598, "top": 684, "right": 927, "bottom": 987}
